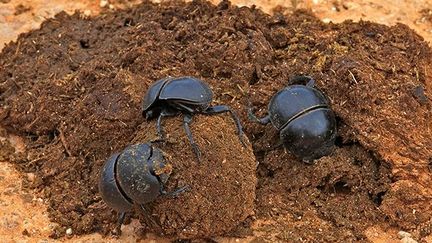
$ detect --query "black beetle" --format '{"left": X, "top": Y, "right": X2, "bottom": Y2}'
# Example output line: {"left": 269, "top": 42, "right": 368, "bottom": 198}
{"left": 143, "top": 76, "right": 246, "bottom": 160}
{"left": 248, "top": 76, "right": 337, "bottom": 162}
{"left": 99, "top": 143, "right": 186, "bottom": 234}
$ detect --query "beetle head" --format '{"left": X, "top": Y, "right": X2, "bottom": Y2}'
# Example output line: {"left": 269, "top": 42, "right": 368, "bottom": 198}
{"left": 144, "top": 107, "right": 161, "bottom": 120}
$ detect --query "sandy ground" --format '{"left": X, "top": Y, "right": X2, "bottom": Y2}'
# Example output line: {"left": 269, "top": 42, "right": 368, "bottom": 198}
{"left": 1, "top": 0, "right": 432, "bottom": 242}
{"left": 1, "top": 0, "right": 431, "bottom": 51}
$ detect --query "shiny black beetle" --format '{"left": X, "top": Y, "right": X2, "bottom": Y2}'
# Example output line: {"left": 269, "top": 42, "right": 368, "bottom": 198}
{"left": 249, "top": 76, "right": 337, "bottom": 162}
{"left": 99, "top": 143, "right": 186, "bottom": 234}
{"left": 143, "top": 76, "right": 246, "bottom": 160}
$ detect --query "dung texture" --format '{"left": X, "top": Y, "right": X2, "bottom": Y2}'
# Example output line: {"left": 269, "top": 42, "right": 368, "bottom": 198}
{"left": 131, "top": 115, "right": 256, "bottom": 239}
{"left": 0, "top": 0, "right": 431, "bottom": 241}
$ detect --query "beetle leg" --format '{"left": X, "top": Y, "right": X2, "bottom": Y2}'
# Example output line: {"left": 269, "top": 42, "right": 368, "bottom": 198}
{"left": 148, "top": 148, "right": 188, "bottom": 198}
{"left": 204, "top": 105, "right": 248, "bottom": 147}
{"left": 155, "top": 109, "right": 177, "bottom": 142}
{"left": 183, "top": 113, "right": 202, "bottom": 162}
{"left": 140, "top": 205, "right": 158, "bottom": 228}
{"left": 160, "top": 185, "right": 190, "bottom": 198}
{"left": 247, "top": 107, "right": 271, "bottom": 125}
{"left": 170, "top": 101, "right": 195, "bottom": 113}
{"left": 156, "top": 113, "right": 164, "bottom": 140}
{"left": 112, "top": 212, "right": 126, "bottom": 236}
{"left": 151, "top": 158, "right": 190, "bottom": 196}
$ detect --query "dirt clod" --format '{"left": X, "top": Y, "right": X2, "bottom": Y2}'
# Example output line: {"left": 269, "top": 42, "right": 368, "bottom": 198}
{"left": 0, "top": 0, "right": 431, "bottom": 241}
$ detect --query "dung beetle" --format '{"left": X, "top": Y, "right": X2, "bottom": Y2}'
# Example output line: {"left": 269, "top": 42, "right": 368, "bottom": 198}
{"left": 248, "top": 76, "right": 337, "bottom": 162}
{"left": 99, "top": 143, "right": 186, "bottom": 234}
{"left": 143, "top": 76, "right": 246, "bottom": 160}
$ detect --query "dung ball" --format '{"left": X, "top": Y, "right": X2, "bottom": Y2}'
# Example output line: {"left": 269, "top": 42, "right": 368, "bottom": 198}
{"left": 132, "top": 114, "right": 257, "bottom": 239}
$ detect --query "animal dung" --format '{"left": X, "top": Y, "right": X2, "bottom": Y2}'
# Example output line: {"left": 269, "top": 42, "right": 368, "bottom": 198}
{"left": 0, "top": 0, "right": 430, "bottom": 240}
{"left": 131, "top": 115, "right": 257, "bottom": 239}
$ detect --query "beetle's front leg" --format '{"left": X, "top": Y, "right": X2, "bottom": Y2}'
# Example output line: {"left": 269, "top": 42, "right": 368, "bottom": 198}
{"left": 160, "top": 185, "right": 190, "bottom": 198}
{"left": 182, "top": 113, "right": 202, "bottom": 162}
{"left": 204, "top": 105, "right": 248, "bottom": 147}
{"left": 154, "top": 109, "right": 177, "bottom": 142}
{"left": 247, "top": 107, "right": 271, "bottom": 125}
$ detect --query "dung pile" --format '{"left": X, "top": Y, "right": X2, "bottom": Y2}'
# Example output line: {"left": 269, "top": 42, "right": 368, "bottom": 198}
{"left": 0, "top": 0, "right": 431, "bottom": 241}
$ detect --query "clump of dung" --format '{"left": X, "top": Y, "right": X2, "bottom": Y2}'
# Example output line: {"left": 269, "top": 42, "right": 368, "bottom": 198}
{"left": 131, "top": 114, "right": 257, "bottom": 239}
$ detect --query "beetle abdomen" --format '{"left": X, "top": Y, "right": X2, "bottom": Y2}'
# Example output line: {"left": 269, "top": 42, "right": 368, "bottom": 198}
{"left": 269, "top": 85, "right": 329, "bottom": 130}
{"left": 280, "top": 108, "right": 337, "bottom": 161}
